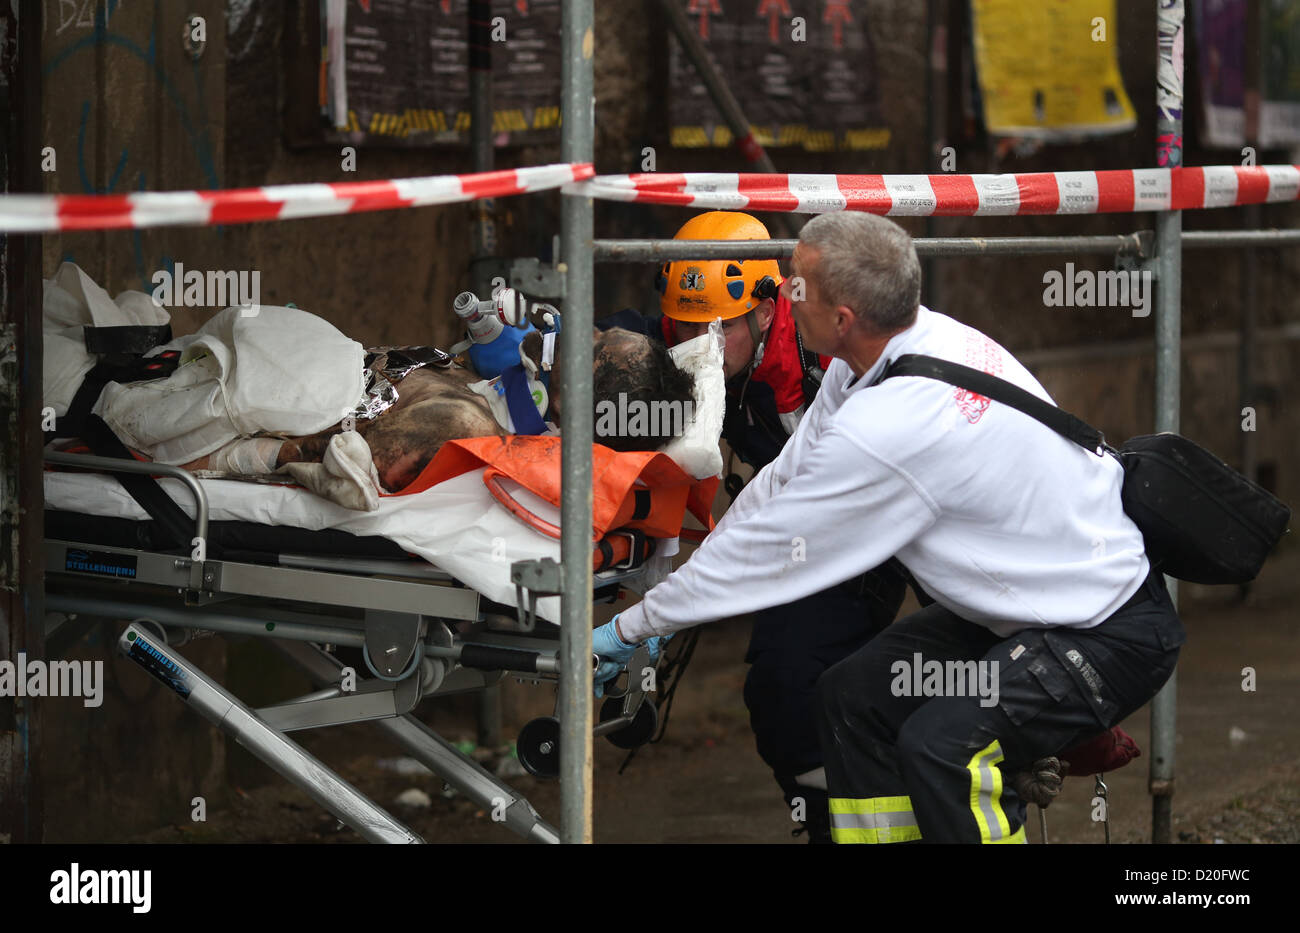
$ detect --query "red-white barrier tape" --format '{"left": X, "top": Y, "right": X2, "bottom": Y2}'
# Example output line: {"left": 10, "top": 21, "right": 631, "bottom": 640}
{"left": 564, "top": 165, "right": 1300, "bottom": 216}
{"left": 0, "top": 163, "right": 593, "bottom": 234}
{"left": 10, "top": 162, "right": 1293, "bottom": 232}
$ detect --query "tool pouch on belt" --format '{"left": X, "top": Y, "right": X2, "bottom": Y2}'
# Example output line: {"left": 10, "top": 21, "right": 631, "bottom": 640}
{"left": 881, "top": 355, "right": 1291, "bottom": 586}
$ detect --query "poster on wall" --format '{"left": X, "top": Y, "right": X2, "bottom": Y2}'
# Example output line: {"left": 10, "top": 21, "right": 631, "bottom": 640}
{"left": 320, "top": 0, "right": 561, "bottom": 146}
{"left": 970, "top": 0, "right": 1137, "bottom": 139}
{"left": 1261, "top": 0, "right": 1300, "bottom": 147}
{"left": 668, "top": 0, "right": 890, "bottom": 152}
{"left": 1196, "top": 0, "right": 1247, "bottom": 149}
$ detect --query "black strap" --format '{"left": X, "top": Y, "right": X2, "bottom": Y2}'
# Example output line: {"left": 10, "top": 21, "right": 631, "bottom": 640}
{"left": 82, "top": 323, "right": 173, "bottom": 355}
{"left": 594, "top": 538, "right": 614, "bottom": 571}
{"left": 50, "top": 325, "right": 198, "bottom": 552}
{"left": 881, "top": 354, "right": 1109, "bottom": 455}
{"left": 51, "top": 329, "right": 179, "bottom": 442}
{"left": 80, "top": 414, "right": 198, "bottom": 551}
{"left": 54, "top": 369, "right": 114, "bottom": 441}
{"left": 592, "top": 528, "right": 651, "bottom": 573}
{"left": 631, "top": 488, "right": 652, "bottom": 521}
{"left": 794, "top": 327, "right": 823, "bottom": 404}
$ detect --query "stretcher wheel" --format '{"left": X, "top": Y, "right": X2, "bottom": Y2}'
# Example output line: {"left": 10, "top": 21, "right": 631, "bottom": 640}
{"left": 517, "top": 716, "right": 561, "bottom": 778}
{"left": 599, "top": 697, "right": 658, "bottom": 750}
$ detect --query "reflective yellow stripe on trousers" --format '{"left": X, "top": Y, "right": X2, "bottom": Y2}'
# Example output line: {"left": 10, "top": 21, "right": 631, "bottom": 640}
{"left": 828, "top": 795, "right": 922, "bottom": 844}
{"left": 967, "top": 739, "right": 1027, "bottom": 843}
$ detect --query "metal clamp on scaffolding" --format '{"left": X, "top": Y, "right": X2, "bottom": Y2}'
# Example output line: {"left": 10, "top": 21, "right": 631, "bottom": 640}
{"left": 510, "top": 236, "right": 567, "bottom": 300}
{"left": 470, "top": 240, "right": 568, "bottom": 303}
{"left": 1116, "top": 230, "right": 1156, "bottom": 279}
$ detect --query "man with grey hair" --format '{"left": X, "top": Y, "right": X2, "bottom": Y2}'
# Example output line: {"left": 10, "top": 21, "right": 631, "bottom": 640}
{"left": 592, "top": 210, "right": 1183, "bottom": 844}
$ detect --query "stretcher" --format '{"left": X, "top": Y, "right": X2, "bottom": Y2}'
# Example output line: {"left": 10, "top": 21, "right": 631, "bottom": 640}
{"left": 42, "top": 449, "right": 678, "bottom": 844}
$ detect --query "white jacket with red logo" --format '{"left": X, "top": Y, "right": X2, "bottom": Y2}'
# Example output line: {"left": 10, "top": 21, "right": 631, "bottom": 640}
{"left": 617, "top": 307, "right": 1149, "bottom": 642}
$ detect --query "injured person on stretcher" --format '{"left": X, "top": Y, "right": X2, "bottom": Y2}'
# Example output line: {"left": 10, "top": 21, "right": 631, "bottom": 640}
{"left": 173, "top": 322, "right": 696, "bottom": 501}
{"left": 44, "top": 263, "right": 705, "bottom": 511}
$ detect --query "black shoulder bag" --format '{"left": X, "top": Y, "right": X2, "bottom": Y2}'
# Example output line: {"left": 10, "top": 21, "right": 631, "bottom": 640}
{"left": 881, "top": 354, "right": 1291, "bottom": 585}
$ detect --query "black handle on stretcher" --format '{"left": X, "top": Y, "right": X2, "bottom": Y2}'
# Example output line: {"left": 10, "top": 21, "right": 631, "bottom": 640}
{"left": 459, "top": 643, "right": 550, "bottom": 673}
{"left": 452, "top": 643, "right": 600, "bottom": 678}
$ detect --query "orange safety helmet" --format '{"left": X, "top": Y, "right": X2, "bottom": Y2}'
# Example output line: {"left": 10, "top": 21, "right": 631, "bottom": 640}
{"left": 656, "top": 212, "right": 783, "bottom": 322}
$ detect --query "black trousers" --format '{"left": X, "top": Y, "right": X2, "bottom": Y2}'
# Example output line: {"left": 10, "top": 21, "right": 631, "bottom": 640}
{"left": 815, "top": 571, "right": 1185, "bottom": 844}
{"left": 743, "top": 561, "right": 908, "bottom": 827}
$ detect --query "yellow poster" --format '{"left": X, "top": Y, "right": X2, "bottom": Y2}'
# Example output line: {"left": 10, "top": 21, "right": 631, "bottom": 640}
{"left": 971, "top": 0, "right": 1136, "bottom": 138}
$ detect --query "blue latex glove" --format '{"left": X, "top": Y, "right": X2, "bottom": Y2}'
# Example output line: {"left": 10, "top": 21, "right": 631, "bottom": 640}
{"left": 591, "top": 616, "right": 671, "bottom": 697}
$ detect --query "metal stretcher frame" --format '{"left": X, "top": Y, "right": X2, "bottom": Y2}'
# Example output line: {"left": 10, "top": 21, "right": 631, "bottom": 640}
{"left": 41, "top": 450, "right": 654, "bottom": 844}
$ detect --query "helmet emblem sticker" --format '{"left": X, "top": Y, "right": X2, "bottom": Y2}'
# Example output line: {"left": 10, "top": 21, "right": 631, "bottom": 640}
{"left": 680, "top": 268, "right": 706, "bottom": 290}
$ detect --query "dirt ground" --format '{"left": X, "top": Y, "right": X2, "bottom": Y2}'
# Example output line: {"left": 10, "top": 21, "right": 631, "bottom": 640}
{"left": 129, "top": 545, "right": 1300, "bottom": 845}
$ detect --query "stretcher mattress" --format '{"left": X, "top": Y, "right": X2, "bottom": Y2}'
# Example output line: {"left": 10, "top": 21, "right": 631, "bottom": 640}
{"left": 45, "top": 468, "right": 570, "bottom": 622}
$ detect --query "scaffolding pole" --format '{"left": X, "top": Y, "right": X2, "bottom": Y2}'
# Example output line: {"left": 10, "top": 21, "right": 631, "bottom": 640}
{"left": 1150, "top": 0, "right": 1185, "bottom": 846}
{"left": 468, "top": 0, "right": 503, "bottom": 754}
{"left": 594, "top": 233, "right": 1150, "bottom": 262}
{"left": 1239, "top": 0, "right": 1264, "bottom": 571}
{"left": 469, "top": 0, "right": 496, "bottom": 296}
{"left": 594, "top": 228, "right": 1300, "bottom": 264}
{"left": 1183, "top": 228, "right": 1300, "bottom": 248}
{"left": 558, "top": 0, "right": 596, "bottom": 845}
{"left": 0, "top": 0, "right": 45, "bottom": 845}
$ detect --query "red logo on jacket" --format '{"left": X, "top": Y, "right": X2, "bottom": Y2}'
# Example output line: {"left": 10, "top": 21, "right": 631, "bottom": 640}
{"left": 954, "top": 332, "right": 1003, "bottom": 424}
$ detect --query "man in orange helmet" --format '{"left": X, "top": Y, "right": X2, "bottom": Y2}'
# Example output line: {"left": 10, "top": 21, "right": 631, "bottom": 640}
{"left": 600, "top": 211, "right": 909, "bottom": 842}
{"left": 655, "top": 211, "right": 821, "bottom": 470}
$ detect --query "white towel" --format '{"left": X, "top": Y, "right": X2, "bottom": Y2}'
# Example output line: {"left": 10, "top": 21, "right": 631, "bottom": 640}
{"left": 278, "top": 431, "right": 383, "bottom": 512}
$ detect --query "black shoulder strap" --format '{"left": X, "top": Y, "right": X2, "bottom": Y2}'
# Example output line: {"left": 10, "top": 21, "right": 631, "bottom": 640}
{"left": 881, "top": 354, "right": 1109, "bottom": 454}
{"left": 794, "top": 327, "right": 823, "bottom": 404}
{"left": 80, "top": 414, "right": 199, "bottom": 551}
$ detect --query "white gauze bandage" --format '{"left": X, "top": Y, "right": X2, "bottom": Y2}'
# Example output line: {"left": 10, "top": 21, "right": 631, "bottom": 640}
{"left": 207, "top": 436, "right": 285, "bottom": 475}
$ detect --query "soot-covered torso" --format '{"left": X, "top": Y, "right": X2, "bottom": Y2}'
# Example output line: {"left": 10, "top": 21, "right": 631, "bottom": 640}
{"left": 295, "top": 362, "right": 504, "bottom": 493}
{"left": 285, "top": 328, "right": 694, "bottom": 493}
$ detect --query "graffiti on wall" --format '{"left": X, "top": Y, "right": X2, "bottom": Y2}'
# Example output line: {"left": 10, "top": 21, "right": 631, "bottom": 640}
{"left": 43, "top": 0, "right": 220, "bottom": 291}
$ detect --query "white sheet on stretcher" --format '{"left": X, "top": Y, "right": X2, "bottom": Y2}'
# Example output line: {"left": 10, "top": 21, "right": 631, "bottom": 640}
{"left": 44, "top": 468, "right": 572, "bottom": 624}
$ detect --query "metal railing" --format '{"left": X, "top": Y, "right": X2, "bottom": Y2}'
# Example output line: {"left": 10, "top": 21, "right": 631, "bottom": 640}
{"left": 558, "top": 0, "right": 596, "bottom": 845}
